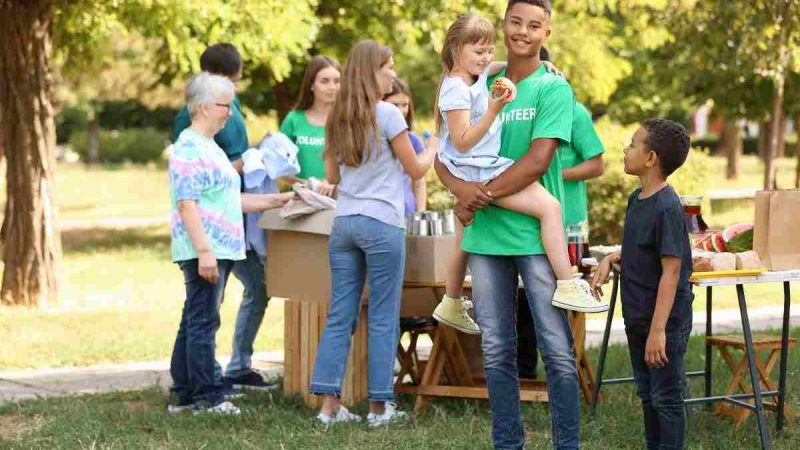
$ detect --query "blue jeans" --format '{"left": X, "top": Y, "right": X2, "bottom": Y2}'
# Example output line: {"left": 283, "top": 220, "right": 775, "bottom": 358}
{"left": 469, "top": 254, "right": 580, "bottom": 450}
{"left": 310, "top": 215, "right": 405, "bottom": 402}
{"left": 170, "top": 259, "right": 233, "bottom": 406}
{"left": 626, "top": 322, "right": 691, "bottom": 450}
{"left": 225, "top": 250, "right": 269, "bottom": 378}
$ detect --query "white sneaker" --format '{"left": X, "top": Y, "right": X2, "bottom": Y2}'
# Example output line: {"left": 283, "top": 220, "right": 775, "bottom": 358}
{"left": 193, "top": 401, "right": 241, "bottom": 415}
{"left": 551, "top": 279, "right": 609, "bottom": 313}
{"left": 166, "top": 403, "right": 193, "bottom": 415}
{"left": 317, "top": 405, "right": 362, "bottom": 426}
{"left": 367, "top": 402, "right": 408, "bottom": 427}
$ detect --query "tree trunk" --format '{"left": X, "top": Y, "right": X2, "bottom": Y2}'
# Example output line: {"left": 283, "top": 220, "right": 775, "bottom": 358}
{"left": 0, "top": 1, "right": 61, "bottom": 307}
{"left": 0, "top": 106, "right": 5, "bottom": 162}
{"left": 776, "top": 109, "right": 786, "bottom": 158}
{"left": 86, "top": 116, "right": 100, "bottom": 166}
{"left": 719, "top": 120, "right": 742, "bottom": 180}
{"left": 758, "top": 120, "right": 771, "bottom": 161}
{"left": 796, "top": 112, "right": 800, "bottom": 188}
{"left": 765, "top": 2, "right": 791, "bottom": 189}
{"left": 765, "top": 89, "right": 784, "bottom": 190}
{"left": 273, "top": 78, "right": 292, "bottom": 125}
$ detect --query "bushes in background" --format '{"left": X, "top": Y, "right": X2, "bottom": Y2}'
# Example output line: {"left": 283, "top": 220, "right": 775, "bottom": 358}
{"left": 692, "top": 134, "right": 796, "bottom": 157}
{"left": 56, "top": 101, "right": 178, "bottom": 145}
{"left": 69, "top": 127, "right": 168, "bottom": 165}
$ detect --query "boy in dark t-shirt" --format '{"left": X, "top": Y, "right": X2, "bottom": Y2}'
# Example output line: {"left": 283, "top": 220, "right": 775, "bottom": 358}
{"left": 592, "top": 118, "right": 694, "bottom": 450}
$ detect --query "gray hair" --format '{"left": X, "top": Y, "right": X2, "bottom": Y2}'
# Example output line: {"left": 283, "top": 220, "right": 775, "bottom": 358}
{"left": 186, "top": 72, "right": 235, "bottom": 117}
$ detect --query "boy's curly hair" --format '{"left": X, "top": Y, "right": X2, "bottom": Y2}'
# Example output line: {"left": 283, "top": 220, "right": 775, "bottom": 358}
{"left": 642, "top": 118, "right": 691, "bottom": 177}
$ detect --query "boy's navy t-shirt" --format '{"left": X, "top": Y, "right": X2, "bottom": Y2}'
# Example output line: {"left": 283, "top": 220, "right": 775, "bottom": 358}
{"left": 621, "top": 185, "right": 694, "bottom": 332}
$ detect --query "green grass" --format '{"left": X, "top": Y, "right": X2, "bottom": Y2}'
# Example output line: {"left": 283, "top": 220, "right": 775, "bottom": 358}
{"left": 703, "top": 156, "right": 797, "bottom": 230}
{"left": 0, "top": 157, "right": 797, "bottom": 370}
{"left": 0, "top": 225, "right": 284, "bottom": 369}
{"left": 0, "top": 330, "right": 798, "bottom": 449}
{"left": 57, "top": 165, "right": 171, "bottom": 222}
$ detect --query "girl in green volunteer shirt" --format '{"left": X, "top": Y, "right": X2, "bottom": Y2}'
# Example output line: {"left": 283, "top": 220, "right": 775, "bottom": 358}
{"left": 280, "top": 56, "right": 341, "bottom": 196}
{"left": 432, "top": 14, "right": 605, "bottom": 336}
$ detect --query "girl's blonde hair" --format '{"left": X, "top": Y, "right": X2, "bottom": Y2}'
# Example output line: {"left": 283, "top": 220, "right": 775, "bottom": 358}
{"left": 434, "top": 13, "right": 496, "bottom": 133}
{"left": 324, "top": 40, "right": 393, "bottom": 167}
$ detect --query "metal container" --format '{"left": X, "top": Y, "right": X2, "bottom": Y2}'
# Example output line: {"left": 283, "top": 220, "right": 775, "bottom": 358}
{"left": 422, "top": 211, "right": 440, "bottom": 221}
{"left": 443, "top": 209, "right": 456, "bottom": 234}
{"left": 413, "top": 219, "right": 430, "bottom": 236}
{"left": 429, "top": 218, "right": 444, "bottom": 236}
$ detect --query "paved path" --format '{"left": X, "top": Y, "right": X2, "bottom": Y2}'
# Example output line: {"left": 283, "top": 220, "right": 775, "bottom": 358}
{"left": 0, "top": 352, "right": 283, "bottom": 403}
{"left": 1, "top": 306, "right": 797, "bottom": 404}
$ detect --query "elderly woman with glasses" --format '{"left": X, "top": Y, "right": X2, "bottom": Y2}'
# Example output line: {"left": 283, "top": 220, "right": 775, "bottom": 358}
{"left": 167, "top": 72, "right": 292, "bottom": 415}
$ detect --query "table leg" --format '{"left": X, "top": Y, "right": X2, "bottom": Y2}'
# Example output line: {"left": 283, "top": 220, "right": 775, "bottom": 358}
{"left": 736, "top": 284, "right": 770, "bottom": 450}
{"left": 705, "top": 286, "right": 713, "bottom": 406}
{"left": 414, "top": 328, "right": 447, "bottom": 412}
{"left": 776, "top": 281, "right": 791, "bottom": 434}
{"left": 590, "top": 272, "right": 618, "bottom": 415}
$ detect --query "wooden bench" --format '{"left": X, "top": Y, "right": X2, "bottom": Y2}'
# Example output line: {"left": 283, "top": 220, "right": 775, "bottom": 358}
{"left": 708, "top": 188, "right": 757, "bottom": 215}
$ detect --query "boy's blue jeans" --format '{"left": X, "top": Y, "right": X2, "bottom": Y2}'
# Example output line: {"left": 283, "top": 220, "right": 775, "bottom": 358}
{"left": 625, "top": 321, "right": 692, "bottom": 450}
{"left": 226, "top": 250, "right": 269, "bottom": 378}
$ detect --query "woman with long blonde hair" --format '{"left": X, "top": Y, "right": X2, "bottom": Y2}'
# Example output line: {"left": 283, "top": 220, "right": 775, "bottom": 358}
{"left": 310, "top": 40, "right": 436, "bottom": 427}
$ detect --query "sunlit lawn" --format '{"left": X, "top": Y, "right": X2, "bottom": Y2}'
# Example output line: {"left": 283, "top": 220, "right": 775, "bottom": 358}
{"left": 0, "top": 225, "right": 284, "bottom": 369}
{"left": 1, "top": 329, "right": 798, "bottom": 449}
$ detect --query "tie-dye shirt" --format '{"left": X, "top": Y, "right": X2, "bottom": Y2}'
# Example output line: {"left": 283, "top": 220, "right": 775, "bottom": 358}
{"left": 169, "top": 128, "right": 245, "bottom": 262}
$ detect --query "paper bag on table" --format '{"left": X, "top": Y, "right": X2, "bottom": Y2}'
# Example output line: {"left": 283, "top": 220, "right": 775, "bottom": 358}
{"left": 753, "top": 189, "right": 800, "bottom": 270}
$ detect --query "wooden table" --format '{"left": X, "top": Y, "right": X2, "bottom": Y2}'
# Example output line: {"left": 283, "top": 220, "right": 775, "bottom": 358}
{"left": 590, "top": 268, "right": 799, "bottom": 450}
{"left": 406, "top": 281, "right": 597, "bottom": 412}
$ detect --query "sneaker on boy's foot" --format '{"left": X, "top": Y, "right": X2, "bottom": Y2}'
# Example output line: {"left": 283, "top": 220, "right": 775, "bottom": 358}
{"left": 552, "top": 279, "right": 609, "bottom": 313}
{"left": 222, "top": 384, "right": 245, "bottom": 400}
{"left": 166, "top": 402, "right": 194, "bottom": 414}
{"left": 226, "top": 371, "right": 280, "bottom": 391}
{"left": 433, "top": 295, "right": 481, "bottom": 334}
{"left": 317, "top": 406, "right": 362, "bottom": 426}
{"left": 193, "top": 401, "right": 241, "bottom": 416}
{"left": 367, "top": 402, "right": 408, "bottom": 428}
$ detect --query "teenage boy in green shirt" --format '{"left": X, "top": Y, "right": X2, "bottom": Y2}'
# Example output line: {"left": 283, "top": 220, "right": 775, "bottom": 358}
{"left": 435, "top": 1, "right": 580, "bottom": 448}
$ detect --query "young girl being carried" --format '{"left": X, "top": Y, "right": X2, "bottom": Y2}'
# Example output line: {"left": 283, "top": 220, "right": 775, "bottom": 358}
{"left": 432, "top": 13, "right": 607, "bottom": 335}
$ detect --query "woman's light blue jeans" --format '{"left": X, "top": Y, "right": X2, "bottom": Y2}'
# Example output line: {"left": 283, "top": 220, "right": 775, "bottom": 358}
{"left": 310, "top": 215, "right": 405, "bottom": 402}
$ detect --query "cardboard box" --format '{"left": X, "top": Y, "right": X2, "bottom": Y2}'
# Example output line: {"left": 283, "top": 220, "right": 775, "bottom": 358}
{"left": 260, "top": 210, "right": 461, "bottom": 297}
{"left": 404, "top": 234, "right": 458, "bottom": 284}
{"left": 258, "top": 209, "right": 340, "bottom": 303}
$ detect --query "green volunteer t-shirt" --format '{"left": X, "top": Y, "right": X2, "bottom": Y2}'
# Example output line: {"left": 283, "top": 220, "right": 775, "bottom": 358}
{"left": 560, "top": 102, "right": 604, "bottom": 226}
{"left": 172, "top": 96, "right": 249, "bottom": 162}
{"left": 461, "top": 64, "right": 574, "bottom": 256}
{"left": 280, "top": 110, "right": 326, "bottom": 180}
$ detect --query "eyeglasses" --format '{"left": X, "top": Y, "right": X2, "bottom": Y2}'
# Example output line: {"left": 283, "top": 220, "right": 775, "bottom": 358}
{"left": 214, "top": 103, "right": 231, "bottom": 111}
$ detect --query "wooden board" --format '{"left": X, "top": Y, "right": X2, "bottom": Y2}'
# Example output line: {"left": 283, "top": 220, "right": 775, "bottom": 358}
{"left": 283, "top": 298, "right": 370, "bottom": 408}
{"left": 689, "top": 268, "right": 767, "bottom": 281}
